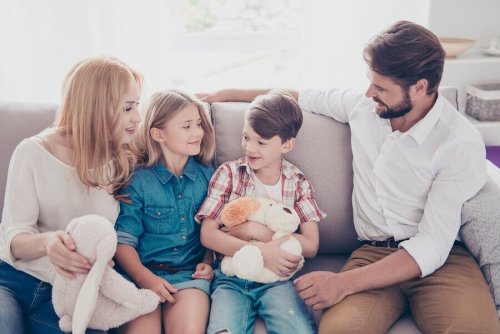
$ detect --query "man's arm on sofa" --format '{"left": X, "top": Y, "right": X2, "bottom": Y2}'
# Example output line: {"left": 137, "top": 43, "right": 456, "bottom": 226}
{"left": 487, "top": 160, "right": 500, "bottom": 187}
{"left": 196, "top": 89, "right": 299, "bottom": 103}
{"left": 294, "top": 248, "right": 420, "bottom": 310}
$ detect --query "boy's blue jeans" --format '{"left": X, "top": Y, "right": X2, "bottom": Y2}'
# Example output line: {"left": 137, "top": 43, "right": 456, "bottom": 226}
{"left": 0, "top": 259, "right": 106, "bottom": 334}
{"left": 207, "top": 269, "right": 316, "bottom": 334}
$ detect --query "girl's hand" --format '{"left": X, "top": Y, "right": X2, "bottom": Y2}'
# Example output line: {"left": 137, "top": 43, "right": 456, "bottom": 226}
{"left": 192, "top": 262, "right": 214, "bottom": 280}
{"left": 44, "top": 231, "right": 90, "bottom": 279}
{"left": 140, "top": 273, "right": 178, "bottom": 304}
{"left": 257, "top": 235, "right": 301, "bottom": 277}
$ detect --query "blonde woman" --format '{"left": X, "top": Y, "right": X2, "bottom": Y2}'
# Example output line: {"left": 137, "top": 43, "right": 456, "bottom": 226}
{"left": 0, "top": 57, "right": 142, "bottom": 334}
{"left": 114, "top": 90, "right": 215, "bottom": 334}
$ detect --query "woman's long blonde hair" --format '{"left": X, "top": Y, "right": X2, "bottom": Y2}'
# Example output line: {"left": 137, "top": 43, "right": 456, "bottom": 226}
{"left": 56, "top": 57, "right": 142, "bottom": 195}
{"left": 138, "top": 90, "right": 215, "bottom": 167}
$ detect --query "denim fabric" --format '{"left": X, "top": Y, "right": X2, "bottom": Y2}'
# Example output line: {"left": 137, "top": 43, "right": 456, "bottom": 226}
{"left": 207, "top": 269, "right": 316, "bottom": 334}
{"left": 0, "top": 260, "right": 106, "bottom": 334}
{"left": 116, "top": 157, "right": 214, "bottom": 271}
{"left": 120, "top": 269, "right": 211, "bottom": 295}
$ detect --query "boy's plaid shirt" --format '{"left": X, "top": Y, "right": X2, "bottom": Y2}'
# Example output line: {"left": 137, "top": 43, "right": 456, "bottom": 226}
{"left": 196, "top": 157, "right": 326, "bottom": 224}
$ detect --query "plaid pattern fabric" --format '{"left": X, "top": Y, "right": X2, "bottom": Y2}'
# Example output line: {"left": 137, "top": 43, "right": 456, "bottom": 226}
{"left": 195, "top": 157, "right": 326, "bottom": 224}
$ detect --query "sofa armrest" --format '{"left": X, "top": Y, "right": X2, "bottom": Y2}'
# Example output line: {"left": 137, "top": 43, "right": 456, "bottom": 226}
{"left": 487, "top": 161, "right": 500, "bottom": 188}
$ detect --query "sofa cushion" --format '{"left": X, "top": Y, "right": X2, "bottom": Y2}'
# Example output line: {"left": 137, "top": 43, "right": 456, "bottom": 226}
{"left": 210, "top": 102, "right": 361, "bottom": 254}
{"left": 460, "top": 177, "right": 500, "bottom": 313}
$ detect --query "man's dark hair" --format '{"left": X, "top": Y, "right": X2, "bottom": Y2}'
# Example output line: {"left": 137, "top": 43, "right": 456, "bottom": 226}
{"left": 246, "top": 89, "right": 303, "bottom": 142}
{"left": 363, "top": 21, "right": 445, "bottom": 95}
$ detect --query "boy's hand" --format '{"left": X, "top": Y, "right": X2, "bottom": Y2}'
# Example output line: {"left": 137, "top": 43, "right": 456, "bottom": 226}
{"left": 140, "top": 272, "right": 177, "bottom": 304}
{"left": 258, "top": 235, "right": 301, "bottom": 277}
{"left": 221, "top": 221, "right": 273, "bottom": 242}
{"left": 192, "top": 262, "right": 214, "bottom": 280}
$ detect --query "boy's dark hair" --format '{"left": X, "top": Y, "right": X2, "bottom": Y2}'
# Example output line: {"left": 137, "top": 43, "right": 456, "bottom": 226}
{"left": 246, "top": 89, "right": 303, "bottom": 142}
{"left": 363, "top": 21, "right": 445, "bottom": 95}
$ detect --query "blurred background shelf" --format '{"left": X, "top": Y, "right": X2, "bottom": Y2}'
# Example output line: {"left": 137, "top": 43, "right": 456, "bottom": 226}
{"left": 462, "top": 113, "right": 500, "bottom": 146}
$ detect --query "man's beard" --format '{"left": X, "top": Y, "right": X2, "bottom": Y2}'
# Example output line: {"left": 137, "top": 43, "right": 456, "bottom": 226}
{"left": 374, "top": 90, "right": 412, "bottom": 119}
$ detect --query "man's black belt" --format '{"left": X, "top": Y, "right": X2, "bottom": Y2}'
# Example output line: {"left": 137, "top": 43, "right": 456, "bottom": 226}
{"left": 362, "top": 237, "right": 403, "bottom": 248}
{"left": 362, "top": 237, "right": 464, "bottom": 249}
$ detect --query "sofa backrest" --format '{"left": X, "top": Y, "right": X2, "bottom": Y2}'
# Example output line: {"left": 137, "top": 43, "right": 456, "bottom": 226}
{"left": 0, "top": 88, "right": 459, "bottom": 252}
{"left": 0, "top": 102, "right": 58, "bottom": 216}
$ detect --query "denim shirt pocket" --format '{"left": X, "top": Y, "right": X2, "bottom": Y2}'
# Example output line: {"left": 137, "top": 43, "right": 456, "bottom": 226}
{"left": 144, "top": 206, "right": 176, "bottom": 235}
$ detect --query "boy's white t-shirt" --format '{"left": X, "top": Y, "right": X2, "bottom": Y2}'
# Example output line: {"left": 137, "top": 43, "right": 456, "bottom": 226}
{"left": 249, "top": 168, "right": 283, "bottom": 203}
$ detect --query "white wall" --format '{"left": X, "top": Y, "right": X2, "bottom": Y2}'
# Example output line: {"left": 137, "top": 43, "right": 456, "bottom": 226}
{"left": 427, "top": 0, "right": 500, "bottom": 47}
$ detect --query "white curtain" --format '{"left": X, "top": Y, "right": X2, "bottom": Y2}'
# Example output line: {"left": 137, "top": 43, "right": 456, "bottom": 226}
{"left": 0, "top": 0, "right": 430, "bottom": 103}
{"left": 0, "top": 0, "right": 172, "bottom": 103}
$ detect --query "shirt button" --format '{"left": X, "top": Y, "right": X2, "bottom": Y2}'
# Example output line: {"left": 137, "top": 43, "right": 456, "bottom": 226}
{"left": 179, "top": 175, "right": 184, "bottom": 179}
{"left": 182, "top": 235, "right": 186, "bottom": 240}
{"left": 156, "top": 211, "right": 161, "bottom": 216}
{"left": 173, "top": 247, "right": 178, "bottom": 251}
{"left": 180, "top": 215, "right": 186, "bottom": 221}
{"left": 177, "top": 194, "right": 182, "bottom": 199}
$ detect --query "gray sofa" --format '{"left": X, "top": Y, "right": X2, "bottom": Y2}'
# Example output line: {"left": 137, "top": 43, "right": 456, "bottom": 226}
{"left": 1, "top": 87, "right": 499, "bottom": 334}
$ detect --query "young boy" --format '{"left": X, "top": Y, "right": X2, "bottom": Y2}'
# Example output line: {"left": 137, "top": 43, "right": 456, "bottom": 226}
{"left": 196, "top": 91, "right": 325, "bottom": 334}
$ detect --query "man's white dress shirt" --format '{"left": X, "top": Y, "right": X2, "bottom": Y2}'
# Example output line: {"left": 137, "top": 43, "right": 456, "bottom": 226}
{"left": 299, "top": 89, "right": 486, "bottom": 276}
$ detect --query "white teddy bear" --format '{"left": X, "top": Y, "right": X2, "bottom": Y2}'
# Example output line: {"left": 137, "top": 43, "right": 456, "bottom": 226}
{"left": 220, "top": 197, "right": 304, "bottom": 283}
{"left": 51, "top": 215, "right": 159, "bottom": 334}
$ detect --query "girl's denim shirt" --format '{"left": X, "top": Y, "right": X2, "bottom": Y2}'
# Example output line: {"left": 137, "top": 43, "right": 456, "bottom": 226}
{"left": 115, "top": 157, "right": 214, "bottom": 270}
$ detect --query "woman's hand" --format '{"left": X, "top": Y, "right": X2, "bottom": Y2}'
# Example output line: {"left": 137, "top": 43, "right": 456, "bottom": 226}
{"left": 257, "top": 235, "right": 301, "bottom": 277}
{"left": 44, "top": 231, "right": 90, "bottom": 279}
{"left": 139, "top": 272, "right": 178, "bottom": 304}
{"left": 192, "top": 262, "right": 214, "bottom": 280}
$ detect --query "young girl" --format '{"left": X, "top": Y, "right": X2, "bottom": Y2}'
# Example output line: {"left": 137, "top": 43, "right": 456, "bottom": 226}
{"left": 114, "top": 90, "right": 215, "bottom": 334}
{"left": 0, "top": 57, "right": 142, "bottom": 333}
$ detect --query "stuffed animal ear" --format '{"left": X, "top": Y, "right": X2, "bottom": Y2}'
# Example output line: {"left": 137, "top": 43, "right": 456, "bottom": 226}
{"left": 71, "top": 235, "right": 115, "bottom": 334}
{"left": 221, "top": 197, "right": 261, "bottom": 228}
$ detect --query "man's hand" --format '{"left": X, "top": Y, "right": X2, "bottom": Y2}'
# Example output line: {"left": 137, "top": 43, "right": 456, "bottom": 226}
{"left": 192, "top": 262, "right": 214, "bottom": 280}
{"left": 195, "top": 91, "right": 231, "bottom": 103}
{"left": 294, "top": 271, "right": 350, "bottom": 310}
{"left": 257, "top": 235, "right": 301, "bottom": 277}
{"left": 44, "top": 231, "right": 90, "bottom": 279}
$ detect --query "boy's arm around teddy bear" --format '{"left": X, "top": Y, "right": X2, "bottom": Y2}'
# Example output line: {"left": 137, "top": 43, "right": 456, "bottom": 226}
{"left": 201, "top": 218, "right": 301, "bottom": 277}
{"left": 291, "top": 221, "right": 320, "bottom": 258}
